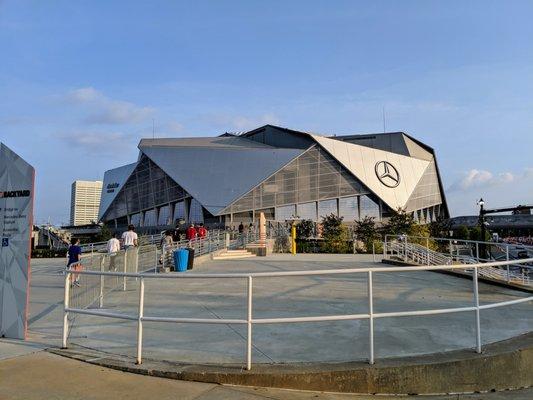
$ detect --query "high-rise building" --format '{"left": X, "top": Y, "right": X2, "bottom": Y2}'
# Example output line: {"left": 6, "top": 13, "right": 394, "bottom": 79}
{"left": 70, "top": 180, "right": 103, "bottom": 226}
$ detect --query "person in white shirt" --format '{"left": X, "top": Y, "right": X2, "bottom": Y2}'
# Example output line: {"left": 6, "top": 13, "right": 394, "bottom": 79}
{"left": 107, "top": 233, "right": 121, "bottom": 270}
{"left": 122, "top": 224, "right": 139, "bottom": 249}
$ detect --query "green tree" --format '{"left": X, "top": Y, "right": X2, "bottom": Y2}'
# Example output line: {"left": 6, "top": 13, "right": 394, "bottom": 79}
{"left": 321, "top": 214, "right": 350, "bottom": 253}
{"left": 354, "top": 216, "right": 378, "bottom": 253}
{"left": 94, "top": 223, "right": 113, "bottom": 242}
{"left": 454, "top": 225, "right": 470, "bottom": 240}
{"left": 469, "top": 226, "right": 491, "bottom": 242}
{"left": 429, "top": 216, "right": 452, "bottom": 238}
{"left": 384, "top": 208, "right": 415, "bottom": 235}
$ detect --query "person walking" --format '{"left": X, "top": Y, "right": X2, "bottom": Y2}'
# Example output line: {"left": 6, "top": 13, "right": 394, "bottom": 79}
{"left": 238, "top": 222, "right": 244, "bottom": 234}
{"left": 106, "top": 233, "right": 121, "bottom": 271}
{"left": 159, "top": 230, "right": 174, "bottom": 270}
{"left": 67, "top": 238, "right": 82, "bottom": 287}
{"left": 122, "top": 224, "right": 138, "bottom": 249}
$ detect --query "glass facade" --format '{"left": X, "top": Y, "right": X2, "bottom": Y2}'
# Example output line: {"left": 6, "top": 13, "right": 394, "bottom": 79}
{"left": 275, "top": 204, "right": 296, "bottom": 221}
{"left": 144, "top": 209, "right": 157, "bottom": 226}
{"left": 157, "top": 205, "right": 171, "bottom": 226}
{"left": 339, "top": 196, "right": 359, "bottom": 221}
{"left": 404, "top": 161, "right": 442, "bottom": 213}
{"left": 318, "top": 199, "right": 337, "bottom": 218}
{"left": 360, "top": 195, "right": 380, "bottom": 220}
{"left": 225, "top": 146, "right": 368, "bottom": 216}
{"left": 174, "top": 201, "right": 187, "bottom": 222}
{"left": 103, "top": 155, "right": 189, "bottom": 221}
{"left": 297, "top": 202, "right": 317, "bottom": 220}
{"left": 189, "top": 198, "right": 204, "bottom": 224}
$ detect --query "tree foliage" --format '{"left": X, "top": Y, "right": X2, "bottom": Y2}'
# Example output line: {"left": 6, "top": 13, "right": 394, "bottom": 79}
{"left": 354, "top": 216, "right": 378, "bottom": 253}
{"left": 321, "top": 214, "right": 350, "bottom": 253}
{"left": 429, "top": 216, "right": 452, "bottom": 238}
{"left": 95, "top": 223, "right": 113, "bottom": 242}
{"left": 296, "top": 219, "right": 314, "bottom": 239}
{"left": 384, "top": 208, "right": 415, "bottom": 235}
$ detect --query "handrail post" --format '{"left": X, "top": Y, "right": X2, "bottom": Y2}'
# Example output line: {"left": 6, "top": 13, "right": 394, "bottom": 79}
{"left": 368, "top": 270, "right": 374, "bottom": 364}
{"left": 246, "top": 276, "right": 253, "bottom": 370}
{"left": 123, "top": 249, "right": 128, "bottom": 291}
{"left": 99, "top": 255, "right": 104, "bottom": 308}
{"left": 372, "top": 241, "right": 376, "bottom": 262}
{"left": 473, "top": 266, "right": 482, "bottom": 354}
{"left": 506, "top": 245, "right": 510, "bottom": 283}
{"left": 383, "top": 236, "right": 387, "bottom": 258}
{"left": 475, "top": 242, "right": 479, "bottom": 262}
{"left": 136, "top": 278, "right": 145, "bottom": 364}
{"left": 62, "top": 270, "right": 70, "bottom": 348}
{"left": 426, "top": 237, "right": 430, "bottom": 266}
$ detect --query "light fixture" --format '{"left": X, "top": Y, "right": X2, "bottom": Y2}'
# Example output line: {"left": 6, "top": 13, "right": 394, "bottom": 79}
{"left": 477, "top": 198, "right": 484, "bottom": 207}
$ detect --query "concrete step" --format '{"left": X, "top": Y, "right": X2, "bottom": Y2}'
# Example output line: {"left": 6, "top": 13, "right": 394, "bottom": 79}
{"left": 212, "top": 249, "right": 256, "bottom": 260}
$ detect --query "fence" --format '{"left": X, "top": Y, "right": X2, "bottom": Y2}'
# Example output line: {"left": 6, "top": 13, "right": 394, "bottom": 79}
{"left": 62, "top": 256, "right": 533, "bottom": 370}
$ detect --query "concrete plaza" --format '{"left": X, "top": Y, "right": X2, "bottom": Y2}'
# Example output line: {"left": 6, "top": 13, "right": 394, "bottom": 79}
{"left": 26, "top": 254, "right": 532, "bottom": 365}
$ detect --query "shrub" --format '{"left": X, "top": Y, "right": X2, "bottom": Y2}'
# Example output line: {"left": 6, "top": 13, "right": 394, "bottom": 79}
{"left": 296, "top": 219, "right": 314, "bottom": 239}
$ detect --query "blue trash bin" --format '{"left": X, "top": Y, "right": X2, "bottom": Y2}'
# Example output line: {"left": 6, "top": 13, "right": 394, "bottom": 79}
{"left": 173, "top": 249, "right": 189, "bottom": 272}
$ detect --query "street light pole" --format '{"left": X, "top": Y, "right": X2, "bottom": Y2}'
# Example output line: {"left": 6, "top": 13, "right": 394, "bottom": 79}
{"left": 478, "top": 198, "right": 485, "bottom": 260}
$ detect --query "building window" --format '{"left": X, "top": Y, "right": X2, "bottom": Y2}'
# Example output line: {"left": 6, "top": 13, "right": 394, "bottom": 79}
{"left": 189, "top": 198, "right": 204, "bottom": 224}
{"left": 339, "top": 196, "right": 358, "bottom": 222}
{"left": 158, "top": 205, "right": 171, "bottom": 226}
{"left": 144, "top": 209, "right": 157, "bottom": 226}
{"left": 130, "top": 213, "right": 141, "bottom": 227}
{"left": 318, "top": 199, "right": 337, "bottom": 218}
{"left": 297, "top": 202, "right": 317, "bottom": 221}
{"left": 174, "top": 201, "right": 187, "bottom": 223}
{"left": 360, "top": 195, "right": 380, "bottom": 220}
{"left": 275, "top": 204, "right": 296, "bottom": 221}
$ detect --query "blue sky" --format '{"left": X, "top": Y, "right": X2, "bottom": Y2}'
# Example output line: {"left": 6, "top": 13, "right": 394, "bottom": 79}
{"left": 1, "top": 1, "right": 532, "bottom": 224}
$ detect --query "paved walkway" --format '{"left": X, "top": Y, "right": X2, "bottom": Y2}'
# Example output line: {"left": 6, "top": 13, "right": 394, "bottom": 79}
{"left": 0, "top": 344, "right": 531, "bottom": 400}
{"left": 4, "top": 256, "right": 529, "bottom": 399}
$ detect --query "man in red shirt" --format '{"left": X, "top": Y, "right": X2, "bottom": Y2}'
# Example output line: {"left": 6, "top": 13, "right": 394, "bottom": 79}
{"left": 197, "top": 223, "right": 207, "bottom": 238}
{"left": 186, "top": 224, "right": 197, "bottom": 241}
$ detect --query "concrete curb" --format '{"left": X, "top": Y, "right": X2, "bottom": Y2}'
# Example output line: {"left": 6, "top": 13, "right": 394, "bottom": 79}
{"left": 48, "top": 332, "right": 533, "bottom": 395}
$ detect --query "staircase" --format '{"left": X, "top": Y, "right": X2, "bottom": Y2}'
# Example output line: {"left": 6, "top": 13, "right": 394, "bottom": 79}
{"left": 212, "top": 249, "right": 256, "bottom": 260}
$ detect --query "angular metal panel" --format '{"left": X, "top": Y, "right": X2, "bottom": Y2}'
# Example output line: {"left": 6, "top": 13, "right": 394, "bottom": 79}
{"left": 140, "top": 144, "right": 304, "bottom": 215}
{"left": 98, "top": 162, "right": 137, "bottom": 220}
{"left": 310, "top": 135, "right": 430, "bottom": 211}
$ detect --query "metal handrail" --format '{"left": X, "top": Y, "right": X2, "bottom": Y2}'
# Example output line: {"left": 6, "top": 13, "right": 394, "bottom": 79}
{"left": 62, "top": 257, "right": 533, "bottom": 370}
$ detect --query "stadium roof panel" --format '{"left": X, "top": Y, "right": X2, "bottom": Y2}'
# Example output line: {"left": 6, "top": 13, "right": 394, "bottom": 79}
{"left": 139, "top": 144, "right": 304, "bottom": 215}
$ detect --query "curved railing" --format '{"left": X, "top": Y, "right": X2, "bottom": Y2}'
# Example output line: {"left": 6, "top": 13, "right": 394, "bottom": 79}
{"left": 62, "top": 257, "right": 533, "bottom": 370}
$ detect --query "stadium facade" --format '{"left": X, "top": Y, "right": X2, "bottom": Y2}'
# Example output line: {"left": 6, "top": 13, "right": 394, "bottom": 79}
{"left": 98, "top": 125, "right": 449, "bottom": 230}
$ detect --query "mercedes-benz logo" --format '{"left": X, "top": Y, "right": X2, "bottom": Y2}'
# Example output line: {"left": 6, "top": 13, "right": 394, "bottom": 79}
{"left": 375, "top": 161, "right": 400, "bottom": 188}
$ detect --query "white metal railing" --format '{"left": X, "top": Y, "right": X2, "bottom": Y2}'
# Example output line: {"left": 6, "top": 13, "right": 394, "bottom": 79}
{"left": 61, "top": 257, "right": 533, "bottom": 370}
{"left": 384, "top": 235, "right": 532, "bottom": 287}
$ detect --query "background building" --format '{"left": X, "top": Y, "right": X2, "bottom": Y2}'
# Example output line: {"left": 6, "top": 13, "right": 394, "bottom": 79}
{"left": 99, "top": 125, "right": 449, "bottom": 231}
{"left": 70, "top": 180, "right": 103, "bottom": 226}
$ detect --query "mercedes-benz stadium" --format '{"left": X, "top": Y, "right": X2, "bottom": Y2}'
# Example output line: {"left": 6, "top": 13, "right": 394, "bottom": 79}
{"left": 98, "top": 125, "right": 449, "bottom": 231}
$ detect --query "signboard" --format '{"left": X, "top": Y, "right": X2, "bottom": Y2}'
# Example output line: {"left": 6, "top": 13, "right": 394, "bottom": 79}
{"left": 0, "top": 143, "right": 34, "bottom": 339}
